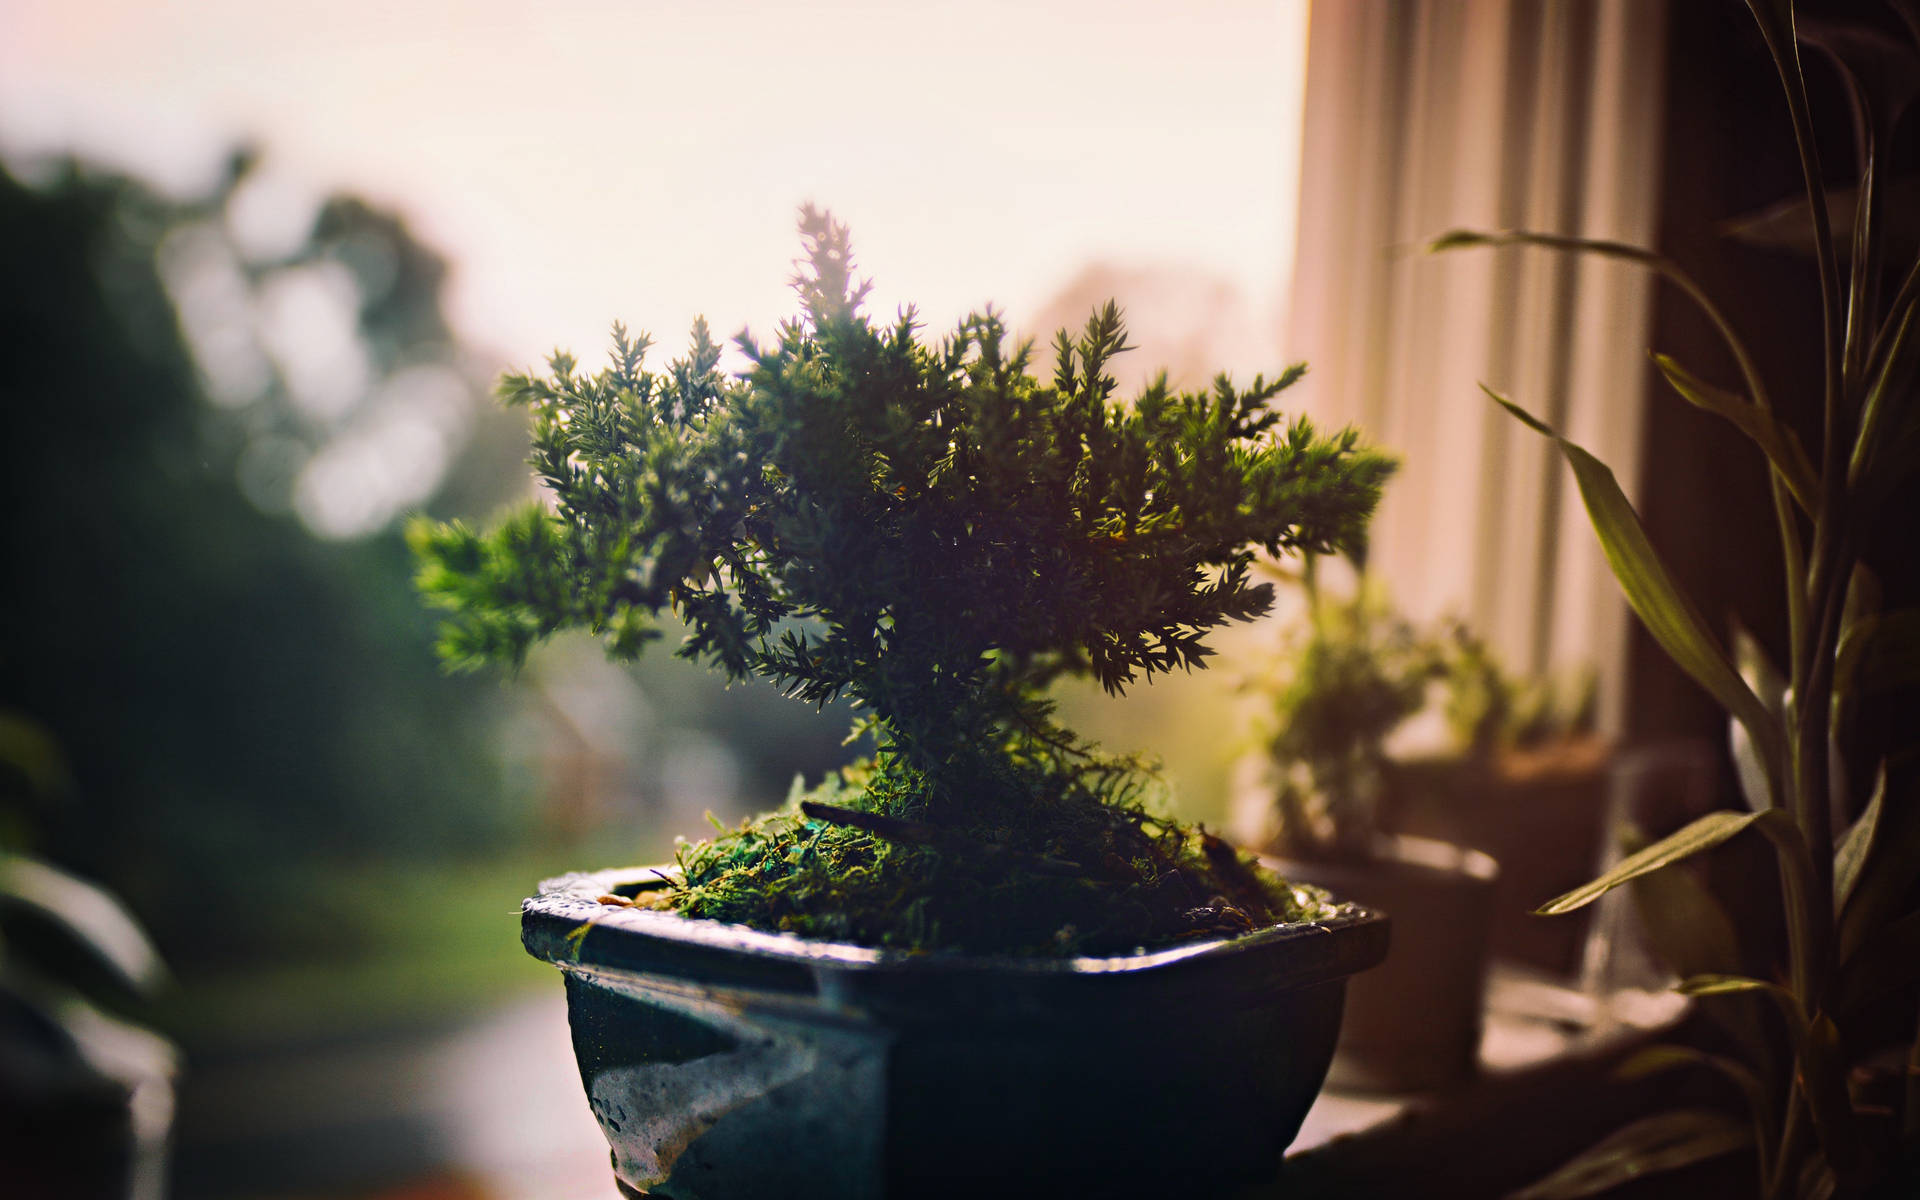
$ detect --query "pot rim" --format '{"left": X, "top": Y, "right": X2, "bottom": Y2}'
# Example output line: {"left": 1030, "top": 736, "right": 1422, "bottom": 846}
{"left": 523, "top": 864, "right": 1389, "bottom": 1000}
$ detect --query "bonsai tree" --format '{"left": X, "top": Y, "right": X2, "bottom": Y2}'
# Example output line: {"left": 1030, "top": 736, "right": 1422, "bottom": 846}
{"left": 411, "top": 207, "right": 1394, "bottom": 954}
{"left": 1436, "top": 1, "right": 1920, "bottom": 1193}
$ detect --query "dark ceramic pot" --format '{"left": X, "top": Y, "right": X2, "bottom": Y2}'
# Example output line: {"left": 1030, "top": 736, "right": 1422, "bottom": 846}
{"left": 523, "top": 867, "right": 1389, "bottom": 1199}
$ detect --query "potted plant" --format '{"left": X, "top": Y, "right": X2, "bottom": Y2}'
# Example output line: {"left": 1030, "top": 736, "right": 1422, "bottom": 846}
{"left": 1382, "top": 629, "right": 1606, "bottom": 978}
{"left": 1242, "top": 559, "right": 1500, "bottom": 1092}
{"left": 410, "top": 209, "right": 1397, "bottom": 1197}
{"left": 1433, "top": 1, "right": 1920, "bottom": 1193}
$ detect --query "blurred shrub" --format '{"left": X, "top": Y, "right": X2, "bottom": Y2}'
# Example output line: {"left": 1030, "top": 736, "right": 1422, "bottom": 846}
{"left": 0, "top": 154, "right": 526, "bottom": 966}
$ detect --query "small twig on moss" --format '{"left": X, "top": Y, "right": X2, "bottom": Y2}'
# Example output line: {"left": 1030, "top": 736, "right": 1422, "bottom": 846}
{"left": 799, "top": 800, "right": 1086, "bottom": 878}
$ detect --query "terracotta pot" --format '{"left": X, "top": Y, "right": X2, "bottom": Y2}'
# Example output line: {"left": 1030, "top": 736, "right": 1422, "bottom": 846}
{"left": 1281, "top": 834, "right": 1498, "bottom": 1093}
{"left": 522, "top": 866, "right": 1389, "bottom": 1199}
{"left": 1382, "top": 738, "right": 1610, "bottom": 977}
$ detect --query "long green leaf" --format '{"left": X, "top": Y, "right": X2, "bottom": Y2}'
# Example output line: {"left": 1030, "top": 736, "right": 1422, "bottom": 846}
{"left": 1833, "top": 608, "right": 1920, "bottom": 698}
{"left": 1865, "top": 244, "right": 1919, "bottom": 374}
{"left": 1428, "top": 229, "right": 1663, "bottom": 270}
{"left": 1799, "top": 17, "right": 1920, "bottom": 389}
{"left": 0, "top": 854, "right": 168, "bottom": 997}
{"left": 1832, "top": 567, "right": 1884, "bottom": 741}
{"left": 1741, "top": 0, "right": 1847, "bottom": 473}
{"left": 1846, "top": 148, "right": 1875, "bottom": 387}
{"left": 1614, "top": 1046, "right": 1775, "bottom": 1179}
{"left": 1616, "top": 1045, "right": 1763, "bottom": 1095}
{"left": 0, "top": 713, "right": 74, "bottom": 802}
{"left": 1626, "top": 829, "right": 1775, "bottom": 1072}
{"left": 1840, "top": 767, "right": 1920, "bottom": 959}
{"left": 1677, "top": 973, "right": 1807, "bottom": 1045}
{"left": 1802, "top": 1013, "right": 1867, "bottom": 1180}
{"left": 1485, "top": 386, "right": 1781, "bottom": 800}
{"left": 1731, "top": 625, "right": 1788, "bottom": 811}
{"left": 1796, "top": 1159, "right": 1839, "bottom": 1200}
{"left": 1733, "top": 622, "right": 1790, "bottom": 718}
{"left": 1741, "top": 0, "right": 1794, "bottom": 54}
{"left": 1626, "top": 827, "right": 1746, "bottom": 977}
{"left": 0, "top": 977, "right": 177, "bottom": 1097}
{"left": 1650, "top": 354, "right": 1817, "bottom": 510}
{"left": 1675, "top": 973, "right": 1790, "bottom": 999}
{"left": 1851, "top": 293, "right": 1917, "bottom": 497}
{"left": 1728, "top": 715, "right": 1773, "bottom": 814}
{"left": 1537, "top": 810, "right": 1780, "bottom": 915}
{"left": 1848, "top": 151, "right": 1877, "bottom": 387}
{"left": 1833, "top": 766, "right": 1885, "bottom": 910}
{"left": 1506, "top": 1109, "right": 1752, "bottom": 1200}
{"left": 1433, "top": 231, "right": 1780, "bottom": 422}
{"left": 1832, "top": 606, "right": 1920, "bottom": 752}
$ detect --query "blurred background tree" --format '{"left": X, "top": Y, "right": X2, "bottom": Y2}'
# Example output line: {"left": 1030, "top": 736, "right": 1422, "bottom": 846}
{"left": 0, "top": 150, "right": 531, "bottom": 964}
{"left": 0, "top": 148, "right": 858, "bottom": 990}
{"left": 0, "top": 147, "right": 875, "bottom": 1196}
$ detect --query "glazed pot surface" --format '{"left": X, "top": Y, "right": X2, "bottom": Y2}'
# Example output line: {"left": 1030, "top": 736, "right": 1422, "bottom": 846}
{"left": 523, "top": 866, "right": 1389, "bottom": 1199}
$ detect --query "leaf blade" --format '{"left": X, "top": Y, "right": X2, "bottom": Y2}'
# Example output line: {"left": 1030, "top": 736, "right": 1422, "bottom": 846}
{"left": 1429, "top": 228, "right": 1662, "bottom": 272}
{"left": 1834, "top": 609, "right": 1920, "bottom": 698}
{"left": 1839, "top": 766, "right": 1920, "bottom": 960}
{"left": 0, "top": 854, "right": 168, "bottom": 997}
{"left": 1506, "top": 1109, "right": 1752, "bottom": 1200}
{"left": 1676, "top": 973, "right": 1807, "bottom": 1044}
{"left": 1802, "top": 1013, "right": 1867, "bottom": 1179}
{"left": 1851, "top": 293, "right": 1918, "bottom": 497}
{"left": 1833, "top": 766, "right": 1885, "bottom": 911}
{"left": 1675, "top": 973, "right": 1790, "bottom": 999}
{"left": 1485, "top": 386, "right": 1781, "bottom": 801}
{"left": 1625, "top": 828, "right": 1776, "bottom": 1071}
{"left": 1649, "top": 353, "right": 1817, "bottom": 510}
{"left": 1536, "top": 810, "right": 1776, "bottom": 915}
{"left": 1614, "top": 1046, "right": 1776, "bottom": 1174}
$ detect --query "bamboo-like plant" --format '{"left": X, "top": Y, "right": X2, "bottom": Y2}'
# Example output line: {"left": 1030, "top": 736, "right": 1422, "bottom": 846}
{"left": 1433, "top": 2, "right": 1919, "bottom": 1195}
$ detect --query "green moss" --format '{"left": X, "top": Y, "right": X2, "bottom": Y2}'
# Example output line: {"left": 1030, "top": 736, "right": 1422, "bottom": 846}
{"left": 657, "top": 749, "right": 1336, "bottom": 956}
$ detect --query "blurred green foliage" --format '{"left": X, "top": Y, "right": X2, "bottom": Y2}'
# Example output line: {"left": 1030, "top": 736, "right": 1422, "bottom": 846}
{"left": 1257, "top": 558, "right": 1595, "bottom": 860}
{"left": 1259, "top": 566, "right": 1442, "bottom": 860}
{"left": 0, "top": 155, "right": 525, "bottom": 967}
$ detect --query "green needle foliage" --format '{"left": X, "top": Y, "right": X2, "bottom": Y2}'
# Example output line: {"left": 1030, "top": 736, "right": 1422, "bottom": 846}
{"left": 412, "top": 207, "right": 1393, "bottom": 953}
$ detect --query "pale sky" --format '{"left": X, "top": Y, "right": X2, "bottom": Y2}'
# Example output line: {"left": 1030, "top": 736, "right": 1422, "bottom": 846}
{"left": 1, "top": 0, "right": 1310, "bottom": 372}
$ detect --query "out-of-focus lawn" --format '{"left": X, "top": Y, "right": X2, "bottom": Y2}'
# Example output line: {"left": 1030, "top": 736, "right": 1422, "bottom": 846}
{"left": 157, "top": 843, "right": 654, "bottom": 1200}
{"left": 156, "top": 846, "right": 628, "bottom": 1048}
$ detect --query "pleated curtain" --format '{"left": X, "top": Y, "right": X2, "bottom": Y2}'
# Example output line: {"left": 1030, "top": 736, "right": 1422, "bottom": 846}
{"left": 1285, "top": 0, "right": 1668, "bottom": 733}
